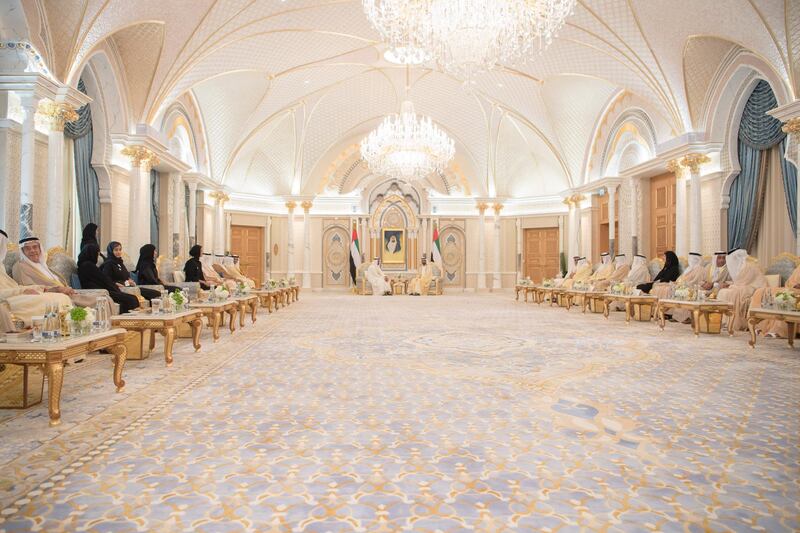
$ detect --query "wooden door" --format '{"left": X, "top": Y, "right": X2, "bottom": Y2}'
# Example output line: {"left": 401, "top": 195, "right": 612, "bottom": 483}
{"left": 524, "top": 228, "right": 560, "bottom": 282}
{"left": 230, "top": 225, "right": 264, "bottom": 286}
{"left": 650, "top": 173, "right": 676, "bottom": 259}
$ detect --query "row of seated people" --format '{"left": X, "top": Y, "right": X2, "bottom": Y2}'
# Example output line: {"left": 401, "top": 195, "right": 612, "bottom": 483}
{"left": 552, "top": 248, "right": 800, "bottom": 338}
{"left": 0, "top": 223, "right": 258, "bottom": 329}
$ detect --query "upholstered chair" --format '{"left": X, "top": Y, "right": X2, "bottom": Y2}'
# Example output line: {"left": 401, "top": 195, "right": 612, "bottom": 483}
{"left": 45, "top": 249, "right": 121, "bottom": 314}
{"left": 765, "top": 253, "right": 800, "bottom": 287}
{"left": 356, "top": 263, "right": 372, "bottom": 295}
{"left": 428, "top": 264, "right": 444, "bottom": 295}
{"left": 647, "top": 257, "right": 664, "bottom": 279}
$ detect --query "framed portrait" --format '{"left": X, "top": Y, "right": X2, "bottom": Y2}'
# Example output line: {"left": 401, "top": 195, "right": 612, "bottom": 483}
{"left": 381, "top": 228, "right": 405, "bottom": 265}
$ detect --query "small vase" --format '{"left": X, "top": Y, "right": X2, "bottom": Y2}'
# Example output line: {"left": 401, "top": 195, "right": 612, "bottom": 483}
{"left": 69, "top": 321, "right": 80, "bottom": 337}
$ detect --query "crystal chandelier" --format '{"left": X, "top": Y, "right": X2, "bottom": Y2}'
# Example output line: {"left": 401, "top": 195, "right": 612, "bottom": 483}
{"left": 361, "top": 99, "right": 454, "bottom": 182}
{"left": 363, "top": 0, "right": 576, "bottom": 80}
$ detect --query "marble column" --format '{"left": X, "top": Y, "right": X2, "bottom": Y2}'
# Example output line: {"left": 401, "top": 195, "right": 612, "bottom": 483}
{"left": 39, "top": 102, "right": 77, "bottom": 249}
{"left": 492, "top": 203, "right": 503, "bottom": 290}
{"left": 18, "top": 94, "right": 39, "bottom": 240}
{"left": 225, "top": 212, "right": 232, "bottom": 254}
{"left": 477, "top": 203, "right": 488, "bottom": 289}
{"left": 627, "top": 177, "right": 640, "bottom": 255}
{"left": 681, "top": 153, "right": 709, "bottom": 254}
{"left": 122, "top": 146, "right": 158, "bottom": 254}
{"left": 186, "top": 180, "right": 198, "bottom": 247}
{"left": 171, "top": 174, "right": 183, "bottom": 259}
{"left": 286, "top": 201, "right": 296, "bottom": 276}
{"left": 301, "top": 200, "right": 312, "bottom": 289}
{"left": 781, "top": 118, "right": 800, "bottom": 254}
{"left": 515, "top": 217, "right": 522, "bottom": 281}
{"left": 607, "top": 185, "right": 617, "bottom": 256}
{"left": 209, "top": 191, "right": 229, "bottom": 256}
{"left": 668, "top": 160, "right": 687, "bottom": 257}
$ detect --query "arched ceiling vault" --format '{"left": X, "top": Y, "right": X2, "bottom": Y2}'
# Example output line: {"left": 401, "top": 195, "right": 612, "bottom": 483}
{"left": 16, "top": 0, "right": 796, "bottom": 200}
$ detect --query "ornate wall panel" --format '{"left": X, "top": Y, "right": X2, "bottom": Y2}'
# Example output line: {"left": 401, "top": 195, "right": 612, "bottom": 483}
{"left": 439, "top": 226, "right": 466, "bottom": 288}
{"left": 322, "top": 225, "right": 349, "bottom": 288}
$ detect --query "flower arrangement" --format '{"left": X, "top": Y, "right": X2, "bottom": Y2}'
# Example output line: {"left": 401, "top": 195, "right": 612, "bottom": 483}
{"left": 775, "top": 290, "right": 796, "bottom": 310}
{"left": 67, "top": 306, "right": 94, "bottom": 336}
{"left": 170, "top": 289, "right": 186, "bottom": 310}
{"left": 237, "top": 281, "right": 250, "bottom": 295}
{"left": 213, "top": 286, "right": 230, "bottom": 301}
{"left": 268, "top": 279, "right": 277, "bottom": 289}
{"left": 574, "top": 281, "right": 588, "bottom": 291}
{"left": 69, "top": 306, "right": 87, "bottom": 323}
{"left": 542, "top": 278, "right": 554, "bottom": 288}
{"left": 611, "top": 283, "right": 625, "bottom": 295}
{"left": 288, "top": 276, "right": 296, "bottom": 286}
{"left": 278, "top": 279, "right": 288, "bottom": 288}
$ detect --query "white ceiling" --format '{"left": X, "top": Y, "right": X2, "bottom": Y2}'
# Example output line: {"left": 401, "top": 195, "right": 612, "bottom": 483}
{"left": 12, "top": 0, "right": 798, "bottom": 199}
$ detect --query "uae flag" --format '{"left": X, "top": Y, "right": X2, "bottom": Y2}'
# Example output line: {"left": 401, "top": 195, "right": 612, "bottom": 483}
{"left": 349, "top": 225, "right": 361, "bottom": 284}
{"left": 431, "top": 226, "right": 442, "bottom": 265}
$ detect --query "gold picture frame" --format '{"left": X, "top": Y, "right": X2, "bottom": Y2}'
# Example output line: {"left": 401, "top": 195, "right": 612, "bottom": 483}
{"left": 381, "top": 228, "right": 405, "bottom": 265}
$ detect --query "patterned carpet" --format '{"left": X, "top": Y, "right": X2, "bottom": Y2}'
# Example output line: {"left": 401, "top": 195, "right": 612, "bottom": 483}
{"left": 0, "top": 292, "right": 798, "bottom": 532}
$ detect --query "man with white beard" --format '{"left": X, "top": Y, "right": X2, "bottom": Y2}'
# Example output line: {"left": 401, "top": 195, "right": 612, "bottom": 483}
{"left": 365, "top": 257, "right": 391, "bottom": 296}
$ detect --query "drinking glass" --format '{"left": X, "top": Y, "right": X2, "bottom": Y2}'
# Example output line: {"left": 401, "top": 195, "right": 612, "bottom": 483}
{"left": 94, "top": 297, "right": 108, "bottom": 332}
{"left": 151, "top": 298, "right": 162, "bottom": 314}
{"left": 31, "top": 316, "right": 43, "bottom": 342}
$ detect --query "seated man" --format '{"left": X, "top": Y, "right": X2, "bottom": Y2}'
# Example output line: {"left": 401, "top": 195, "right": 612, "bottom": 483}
{"left": 594, "top": 254, "right": 630, "bottom": 291}
{"left": 0, "top": 230, "right": 71, "bottom": 326}
{"left": 408, "top": 256, "right": 434, "bottom": 296}
{"left": 562, "top": 257, "right": 592, "bottom": 289}
{"left": 200, "top": 253, "right": 236, "bottom": 291}
{"left": 670, "top": 253, "right": 708, "bottom": 323}
{"left": 365, "top": 257, "right": 391, "bottom": 296}
{"left": 588, "top": 252, "right": 614, "bottom": 287}
{"left": 609, "top": 254, "right": 651, "bottom": 311}
{"left": 12, "top": 236, "right": 106, "bottom": 311}
{"left": 554, "top": 256, "right": 580, "bottom": 287}
{"left": 702, "top": 251, "right": 731, "bottom": 297}
{"left": 717, "top": 249, "right": 767, "bottom": 331}
{"left": 752, "top": 261, "right": 800, "bottom": 338}
{"left": 221, "top": 257, "right": 256, "bottom": 288}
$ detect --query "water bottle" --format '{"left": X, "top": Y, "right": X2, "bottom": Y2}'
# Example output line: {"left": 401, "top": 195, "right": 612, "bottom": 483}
{"left": 41, "top": 305, "right": 55, "bottom": 343}
{"left": 94, "top": 297, "right": 108, "bottom": 332}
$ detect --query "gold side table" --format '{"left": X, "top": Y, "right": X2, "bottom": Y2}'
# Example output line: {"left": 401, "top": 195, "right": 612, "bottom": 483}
{"left": 0, "top": 329, "right": 127, "bottom": 425}
{"left": 656, "top": 299, "right": 733, "bottom": 337}
{"left": 747, "top": 307, "right": 800, "bottom": 348}
{"left": 602, "top": 294, "right": 659, "bottom": 324}
{"left": 111, "top": 310, "right": 203, "bottom": 366}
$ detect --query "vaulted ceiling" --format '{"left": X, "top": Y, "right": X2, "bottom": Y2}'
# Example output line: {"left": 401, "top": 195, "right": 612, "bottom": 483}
{"left": 12, "top": 0, "right": 798, "bottom": 198}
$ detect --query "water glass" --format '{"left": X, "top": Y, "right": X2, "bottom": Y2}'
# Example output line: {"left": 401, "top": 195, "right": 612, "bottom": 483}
{"left": 152, "top": 298, "right": 162, "bottom": 314}
{"left": 31, "top": 316, "right": 43, "bottom": 342}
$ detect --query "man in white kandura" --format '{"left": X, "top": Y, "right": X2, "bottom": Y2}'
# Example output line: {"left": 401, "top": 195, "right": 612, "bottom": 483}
{"left": 408, "top": 256, "right": 434, "bottom": 296}
{"left": 365, "top": 257, "right": 391, "bottom": 296}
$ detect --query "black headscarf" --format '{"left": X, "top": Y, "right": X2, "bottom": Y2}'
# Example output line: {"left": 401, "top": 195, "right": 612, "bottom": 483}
{"left": 80, "top": 223, "right": 99, "bottom": 251}
{"left": 189, "top": 244, "right": 202, "bottom": 259}
{"left": 105, "top": 241, "right": 123, "bottom": 264}
{"left": 653, "top": 251, "right": 680, "bottom": 283}
{"left": 135, "top": 244, "right": 157, "bottom": 274}
{"left": 101, "top": 241, "right": 132, "bottom": 284}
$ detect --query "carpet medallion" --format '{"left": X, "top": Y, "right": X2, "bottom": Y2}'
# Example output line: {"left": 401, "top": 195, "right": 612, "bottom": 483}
{"left": 0, "top": 293, "right": 797, "bottom": 532}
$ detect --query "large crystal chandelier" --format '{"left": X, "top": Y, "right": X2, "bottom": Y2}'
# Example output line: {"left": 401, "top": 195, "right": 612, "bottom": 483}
{"left": 361, "top": 99, "right": 454, "bottom": 182}
{"left": 363, "top": 0, "right": 576, "bottom": 80}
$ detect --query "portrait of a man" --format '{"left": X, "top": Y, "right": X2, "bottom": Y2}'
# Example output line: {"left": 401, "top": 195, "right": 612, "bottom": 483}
{"left": 381, "top": 228, "right": 405, "bottom": 264}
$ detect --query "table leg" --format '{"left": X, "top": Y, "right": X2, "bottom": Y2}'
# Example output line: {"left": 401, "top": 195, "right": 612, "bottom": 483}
{"left": 250, "top": 302, "right": 257, "bottom": 323}
{"left": 162, "top": 327, "right": 176, "bottom": 366}
{"left": 603, "top": 299, "right": 610, "bottom": 319}
{"left": 190, "top": 318, "right": 203, "bottom": 352}
{"left": 208, "top": 310, "right": 222, "bottom": 342}
{"left": 239, "top": 304, "right": 246, "bottom": 328}
{"left": 582, "top": 297, "right": 588, "bottom": 314}
{"left": 108, "top": 343, "right": 126, "bottom": 392}
{"left": 46, "top": 361, "right": 64, "bottom": 426}
{"left": 747, "top": 316, "right": 758, "bottom": 348}
{"left": 148, "top": 329, "right": 156, "bottom": 351}
{"left": 228, "top": 307, "right": 237, "bottom": 333}
{"left": 657, "top": 305, "right": 666, "bottom": 331}
{"left": 516, "top": 289, "right": 520, "bottom": 301}
{"left": 692, "top": 310, "right": 701, "bottom": 337}
{"left": 788, "top": 321, "right": 796, "bottom": 348}
{"left": 625, "top": 302, "right": 632, "bottom": 324}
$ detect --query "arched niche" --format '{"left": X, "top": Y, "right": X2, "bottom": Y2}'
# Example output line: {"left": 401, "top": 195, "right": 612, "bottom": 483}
{"left": 369, "top": 184, "right": 420, "bottom": 271}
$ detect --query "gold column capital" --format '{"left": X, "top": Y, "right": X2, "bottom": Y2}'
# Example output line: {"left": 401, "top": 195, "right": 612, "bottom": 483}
{"left": 121, "top": 145, "right": 160, "bottom": 172}
{"left": 209, "top": 190, "right": 230, "bottom": 204}
{"left": 36, "top": 101, "right": 78, "bottom": 132}
{"left": 680, "top": 153, "right": 711, "bottom": 174}
{"left": 301, "top": 200, "right": 313, "bottom": 213}
{"left": 782, "top": 117, "right": 800, "bottom": 135}
{"left": 666, "top": 159, "right": 683, "bottom": 178}
{"left": 285, "top": 201, "right": 297, "bottom": 212}
{"left": 492, "top": 203, "right": 504, "bottom": 215}
{"left": 476, "top": 202, "right": 489, "bottom": 214}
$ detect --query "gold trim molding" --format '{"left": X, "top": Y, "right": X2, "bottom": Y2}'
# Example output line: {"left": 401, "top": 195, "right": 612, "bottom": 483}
{"left": 680, "top": 153, "right": 711, "bottom": 174}
{"left": 121, "top": 146, "right": 160, "bottom": 172}
{"left": 36, "top": 102, "right": 78, "bottom": 132}
{"left": 782, "top": 117, "right": 800, "bottom": 135}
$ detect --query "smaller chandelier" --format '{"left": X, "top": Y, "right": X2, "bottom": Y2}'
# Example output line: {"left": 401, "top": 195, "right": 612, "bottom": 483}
{"left": 361, "top": 100, "right": 454, "bottom": 182}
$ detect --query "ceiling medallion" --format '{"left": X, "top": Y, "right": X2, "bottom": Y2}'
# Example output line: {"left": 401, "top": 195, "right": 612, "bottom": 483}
{"left": 360, "top": 78, "right": 454, "bottom": 183}
{"left": 363, "top": 0, "right": 576, "bottom": 82}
